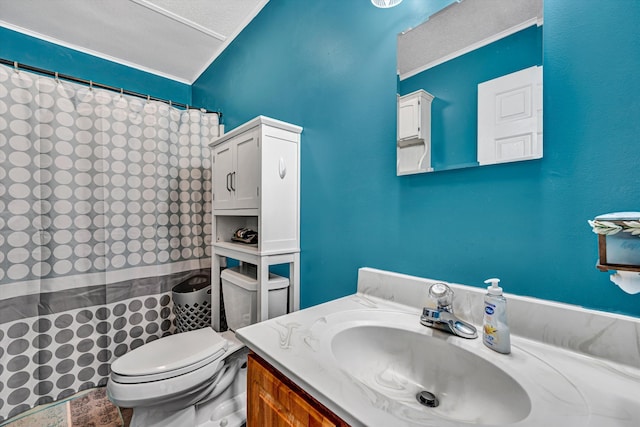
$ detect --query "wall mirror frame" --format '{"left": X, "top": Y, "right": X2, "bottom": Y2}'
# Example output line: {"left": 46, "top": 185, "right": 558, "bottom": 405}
{"left": 397, "top": 0, "right": 543, "bottom": 175}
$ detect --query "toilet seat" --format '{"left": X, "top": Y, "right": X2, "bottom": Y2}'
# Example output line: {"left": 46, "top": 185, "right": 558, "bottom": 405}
{"left": 108, "top": 328, "right": 240, "bottom": 408}
{"left": 111, "top": 327, "right": 229, "bottom": 383}
{"left": 108, "top": 355, "right": 228, "bottom": 407}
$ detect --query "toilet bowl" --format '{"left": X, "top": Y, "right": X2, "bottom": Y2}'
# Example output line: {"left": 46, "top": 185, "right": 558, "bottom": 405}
{"left": 107, "top": 327, "right": 248, "bottom": 427}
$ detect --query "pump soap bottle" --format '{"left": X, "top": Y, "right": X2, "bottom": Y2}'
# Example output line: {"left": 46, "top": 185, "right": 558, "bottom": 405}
{"left": 482, "top": 278, "right": 511, "bottom": 354}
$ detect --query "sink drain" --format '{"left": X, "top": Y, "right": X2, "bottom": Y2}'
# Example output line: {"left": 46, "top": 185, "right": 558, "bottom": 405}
{"left": 416, "top": 391, "right": 439, "bottom": 408}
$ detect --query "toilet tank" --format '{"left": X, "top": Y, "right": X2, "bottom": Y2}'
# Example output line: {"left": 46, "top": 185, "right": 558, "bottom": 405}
{"left": 221, "top": 265, "right": 289, "bottom": 331}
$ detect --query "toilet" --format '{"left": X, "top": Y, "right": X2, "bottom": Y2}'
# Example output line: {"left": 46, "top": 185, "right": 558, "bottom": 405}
{"left": 107, "top": 328, "right": 248, "bottom": 427}
{"left": 107, "top": 266, "right": 289, "bottom": 426}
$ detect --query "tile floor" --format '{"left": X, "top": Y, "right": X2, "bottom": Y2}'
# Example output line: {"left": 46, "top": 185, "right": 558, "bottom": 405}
{"left": 1, "top": 388, "right": 131, "bottom": 427}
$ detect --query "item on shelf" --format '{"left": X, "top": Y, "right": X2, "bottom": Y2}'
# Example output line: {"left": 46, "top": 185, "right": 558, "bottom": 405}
{"left": 232, "top": 227, "right": 258, "bottom": 244}
{"left": 589, "top": 212, "right": 640, "bottom": 294}
{"left": 589, "top": 212, "right": 640, "bottom": 270}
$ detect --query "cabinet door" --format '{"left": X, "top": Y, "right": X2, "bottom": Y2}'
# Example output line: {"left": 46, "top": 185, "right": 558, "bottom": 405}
{"left": 248, "top": 353, "right": 347, "bottom": 427}
{"left": 398, "top": 95, "right": 421, "bottom": 141}
{"left": 233, "top": 131, "right": 260, "bottom": 209}
{"left": 212, "top": 143, "right": 234, "bottom": 209}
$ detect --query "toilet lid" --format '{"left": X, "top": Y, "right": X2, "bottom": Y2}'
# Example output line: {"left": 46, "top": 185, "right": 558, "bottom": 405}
{"left": 111, "top": 327, "right": 228, "bottom": 379}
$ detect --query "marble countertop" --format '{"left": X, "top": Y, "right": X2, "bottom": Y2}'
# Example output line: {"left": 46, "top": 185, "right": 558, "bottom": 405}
{"left": 236, "top": 268, "right": 640, "bottom": 426}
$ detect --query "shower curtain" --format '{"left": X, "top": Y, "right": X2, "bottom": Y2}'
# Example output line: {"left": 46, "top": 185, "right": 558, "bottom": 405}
{"left": 0, "top": 64, "right": 218, "bottom": 422}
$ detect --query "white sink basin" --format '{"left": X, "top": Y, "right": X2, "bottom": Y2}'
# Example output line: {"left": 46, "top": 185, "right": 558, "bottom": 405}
{"left": 331, "top": 324, "right": 530, "bottom": 425}
{"left": 238, "top": 271, "right": 640, "bottom": 427}
{"left": 317, "top": 309, "right": 589, "bottom": 426}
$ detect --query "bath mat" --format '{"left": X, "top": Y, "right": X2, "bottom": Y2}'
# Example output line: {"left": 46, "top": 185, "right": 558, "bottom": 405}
{"left": 2, "top": 387, "right": 123, "bottom": 427}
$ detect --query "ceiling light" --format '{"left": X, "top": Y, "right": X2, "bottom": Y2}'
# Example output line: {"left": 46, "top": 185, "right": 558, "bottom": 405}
{"left": 371, "top": 0, "right": 403, "bottom": 8}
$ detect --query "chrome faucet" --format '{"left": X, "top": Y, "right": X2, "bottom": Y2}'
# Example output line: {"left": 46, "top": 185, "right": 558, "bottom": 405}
{"left": 420, "top": 282, "right": 477, "bottom": 339}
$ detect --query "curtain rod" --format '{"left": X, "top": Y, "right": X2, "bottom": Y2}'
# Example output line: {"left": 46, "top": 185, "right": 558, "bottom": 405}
{"left": 0, "top": 58, "right": 222, "bottom": 118}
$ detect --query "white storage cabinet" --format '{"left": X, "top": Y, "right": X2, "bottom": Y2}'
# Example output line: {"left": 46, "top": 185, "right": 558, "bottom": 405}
{"left": 210, "top": 116, "right": 302, "bottom": 330}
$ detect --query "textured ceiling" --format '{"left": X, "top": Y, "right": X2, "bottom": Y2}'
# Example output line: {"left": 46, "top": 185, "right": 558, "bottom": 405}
{"left": 398, "top": 0, "right": 543, "bottom": 80}
{"left": 0, "top": 0, "right": 269, "bottom": 83}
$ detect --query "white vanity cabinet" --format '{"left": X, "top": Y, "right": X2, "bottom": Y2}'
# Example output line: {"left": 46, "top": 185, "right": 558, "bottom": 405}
{"left": 209, "top": 116, "right": 302, "bottom": 331}
{"left": 397, "top": 89, "right": 434, "bottom": 175}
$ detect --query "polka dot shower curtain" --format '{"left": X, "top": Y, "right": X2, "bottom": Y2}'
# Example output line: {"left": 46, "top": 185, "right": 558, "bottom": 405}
{"left": 0, "top": 63, "right": 219, "bottom": 421}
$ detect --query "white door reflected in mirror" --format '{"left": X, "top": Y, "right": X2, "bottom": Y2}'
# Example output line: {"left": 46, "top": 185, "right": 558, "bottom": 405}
{"left": 477, "top": 66, "right": 543, "bottom": 166}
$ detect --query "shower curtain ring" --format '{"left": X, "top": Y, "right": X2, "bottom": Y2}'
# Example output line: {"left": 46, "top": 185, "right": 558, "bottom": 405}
{"left": 89, "top": 80, "right": 93, "bottom": 91}
{"left": 13, "top": 61, "right": 19, "bottom": 74}
{"left": 120, "top": 88, "right": 124, "bottom": 99}
{"left": 147, "top": 94, "right": 151, "bottom": 103}
{"left": 55, "top": 71, "right": 59, "bottom": 83}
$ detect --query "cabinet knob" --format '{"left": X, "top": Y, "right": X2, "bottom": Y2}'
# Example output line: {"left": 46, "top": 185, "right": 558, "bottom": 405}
{"left": 278, "top": 158, "right": 287, "bottom": 179}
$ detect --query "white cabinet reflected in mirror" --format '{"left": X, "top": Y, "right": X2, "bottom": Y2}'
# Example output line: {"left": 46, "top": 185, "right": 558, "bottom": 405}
{"left": 397, "top": 89, "right": 434, "bottom": 175}
{"left": 397, "top": 0, "right": 543, "bottom": 175}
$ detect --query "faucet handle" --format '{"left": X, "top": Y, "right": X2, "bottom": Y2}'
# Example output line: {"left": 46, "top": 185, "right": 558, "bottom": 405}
{"left": 420, "top": 307, "right": 440, "bottom": 326}
{"left": 428, "top": 282, "right": 453, "bottom": 312}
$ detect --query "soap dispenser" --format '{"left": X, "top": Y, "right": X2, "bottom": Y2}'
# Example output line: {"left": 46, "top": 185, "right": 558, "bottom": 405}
{"left": 482, "top": 278, "right": 511, "bottom": 354}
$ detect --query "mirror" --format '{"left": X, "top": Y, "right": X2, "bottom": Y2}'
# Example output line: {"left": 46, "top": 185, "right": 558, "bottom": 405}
{"left": 397, "top": 0, "right": 543, "bottom": 173}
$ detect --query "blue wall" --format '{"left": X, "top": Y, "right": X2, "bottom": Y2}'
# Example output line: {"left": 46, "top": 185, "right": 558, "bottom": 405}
{"left": 399, "top": 26, "right": 543, "bottom": 170}
{"left": 193, "top": 0, "right": 640, "bottom": 317}
{"left": 2, "top": 1, "right": 639, "bottom": 317}
{"left": 0, "top": 27, "right": 191, "bottom": 104}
